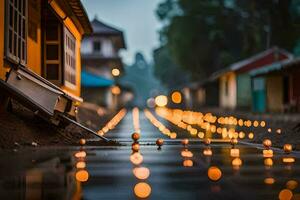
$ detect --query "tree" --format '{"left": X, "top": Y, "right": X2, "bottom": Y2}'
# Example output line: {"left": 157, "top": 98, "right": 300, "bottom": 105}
{"left": 156, "top": 0, "right": 300, "bottom": 80}
{"left": 153, "top": 46, "right": 190, "bottom": 90}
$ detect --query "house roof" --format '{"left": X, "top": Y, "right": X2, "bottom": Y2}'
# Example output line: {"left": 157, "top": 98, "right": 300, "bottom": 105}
{"left": 89, "top": 18, "right": 126, "bottom": 48}
{"left": 91, "top": 18, "right": 123, "bottom": 35}
{"left": 249, "top": 57, "right": 300, "bottom": 77}
{"left": 81, "top": 71, "right": 114, "bottom": 87}
{"left": 55, "top": 0, "right": 93, "bottom": 35}
{"left": 211, "top": 47, "right": 293, "bottom": 80}
{"left": 231, "top": 47, "right": 293, "bottom": 71}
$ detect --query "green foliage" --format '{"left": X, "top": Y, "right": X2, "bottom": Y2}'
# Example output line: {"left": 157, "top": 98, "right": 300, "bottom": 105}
{"left": 153, "top": 46, "right": 190, "bottom": 90}
{"left": 155, "top": 0, "right": 300, "bottom": 80}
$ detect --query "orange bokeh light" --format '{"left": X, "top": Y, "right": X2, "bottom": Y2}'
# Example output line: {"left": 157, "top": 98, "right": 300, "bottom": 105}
{"left": 264, "top": 158, "right": 273, "bottom": 167}
{"left": 183, "top": 159, "right": 193, "bottom": 167}
{"left": 171, "top": 91, "right": 182, "bottom": 104}
{"left": 111, "top": 68, "right": 120, "bottom": 76}
{"left": 264, "top": 177, "right": 275, "bottom": 185}
{"left": 133, "top": 167, "right": 150, "bottom": 180}
{"left": 75, "top": 151, "right": 86, "bottom": 158}
{"left": 76, "top": 161, "right": 86, "bottom": 169}
{"left": 286, "top": 180, "right": 298, "bottom": 190}
{"left": 130, "top": 152, "right": 144, "bottom": 165}
{"left": 170, "top": 132, "right": 177, "bottom": 139}
{"left": 203, "top": 148, "right": 213, "bottom": 156}
{"left": 111, "top": 86, "right": 121, "bottom": 95}
{"left": 208, "top": 166, "right": 222, "bottom": 181}
{"left": 134, "top": 182, "right": 152, "bottom": 198}
{"left": 155, "top": 95, "right": 168, "bottom": 107}
{"left": 279, "top": 189, "right": 293, "bottom": 200}
{"left": 75, "top": 170, "right": 89, "bottom": 182}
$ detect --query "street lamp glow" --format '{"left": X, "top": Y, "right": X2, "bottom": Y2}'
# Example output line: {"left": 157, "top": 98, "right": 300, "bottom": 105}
{"left": 111, "top": 86, "right": 121, "bottom": 95}
{"left": 111, "top": 68, "right": 120, "bottom": 76}
{"left": 155, "top": 95, "right": 168, "bottom": 107}
{"left": 171, "top": 91, "right": 182, "bottom": 104}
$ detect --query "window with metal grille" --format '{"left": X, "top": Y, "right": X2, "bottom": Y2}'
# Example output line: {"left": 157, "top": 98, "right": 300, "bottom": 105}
{"left": 93, "top": 41, "right": 101, "bottom": 52}
{"left": 64, "top": 27, "right": 76, "bottom": 89}
{"left": 5, "top": 0, "right": 27, "bottom": 65}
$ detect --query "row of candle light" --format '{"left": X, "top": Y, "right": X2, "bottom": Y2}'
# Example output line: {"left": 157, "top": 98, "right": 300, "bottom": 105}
{"left": 130, "top": 108, "right": 152, "bottom": 199}
{"left": 74, "top": 149, "right": 89, "bottom": 183}
{"left": 73, "top": 109, "right": 128, "bottom": 184}
{"left": 147, "top": 107, "right": 264, "bottom": 171}
{"left": 144, "top": 109, "right": 178, "bottom": 139}
{"left": 155, "top": 108, "right": 203, "bottom": 138}
{"left": 153, "top": 107, "right": 295, "bottom": 166}
{"left": 155, "top": 107, "right": 267, "bottom": 128}
{"left": 132, "top": 107, "right": 141, "bottom": 133}
{"left": 157, "top": 107, "right": 294, "bottom": 161}
{"left": 155, "top": 107, "right": 263, "bottom": 140}
{"left": 144, "top": 109, "right": 299, "bottom": 200}
{"left": 157, "top": 107, "right": 283, "bottom": 140}
{"left": 97, "top": 108, "right": 127, "bottom": 136}
{"left": 144, "top": 108, "right": 226, "bottom": 181}
{"left": 147, "top": 106, "right": 298, "bottom": 198}
{"left": 261, "top": 140, "right": 299, "bottom": 199}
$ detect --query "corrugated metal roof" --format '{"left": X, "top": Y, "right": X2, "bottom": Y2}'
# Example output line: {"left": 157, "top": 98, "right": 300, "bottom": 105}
{"left": 210, "top": 47, "right": 293, "bottom": 80}
{"left": 249, "top": 57, "right": 300, "bottom": 76}
{"left": 230, "top": 47, "right": 293, "bottom": 71}
{"left": 81, "top": 71, "right": 114, "bottom": 87}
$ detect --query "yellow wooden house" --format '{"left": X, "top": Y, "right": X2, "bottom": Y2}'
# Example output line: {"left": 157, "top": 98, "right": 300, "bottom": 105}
{"left": 0, "top": 0, "right": 92, "bottom": 96}
{"left": 0, "top": 0, "right": 92, "bottom": 122}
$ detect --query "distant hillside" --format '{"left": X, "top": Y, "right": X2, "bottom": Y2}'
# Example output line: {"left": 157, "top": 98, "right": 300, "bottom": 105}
{"left": 120, "top": 53, "right": 165, "bottom": 107}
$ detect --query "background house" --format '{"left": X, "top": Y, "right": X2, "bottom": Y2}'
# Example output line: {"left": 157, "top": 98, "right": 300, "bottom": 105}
{"left": 212, "top": 47, "right": 292, "bottom": 110}
{"left": 250, "top": 58, "right": 300, "bottom": 112}
{"left": 81, "top": 17, "right": 126, "bottom": 110}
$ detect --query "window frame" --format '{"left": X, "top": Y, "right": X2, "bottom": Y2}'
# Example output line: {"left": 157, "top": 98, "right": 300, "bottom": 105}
{"left": 4, "top": 0, "right": 27, "bottom": 66}
{"left": 93, "top": 40, "right": 101, "bottom": 52}
{"left": 43, "top": 22, "right": 62, "bottom": 85}
{"left": 63, "top": 26, "right": 77, "bottom": 90}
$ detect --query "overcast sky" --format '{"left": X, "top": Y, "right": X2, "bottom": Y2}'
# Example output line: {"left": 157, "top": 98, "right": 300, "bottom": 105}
{"left": 81, "top": 0, "right": 163, "bottom": 65}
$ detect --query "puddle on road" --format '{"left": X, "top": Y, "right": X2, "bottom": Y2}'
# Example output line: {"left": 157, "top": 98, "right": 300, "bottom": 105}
{"left": 0, "top": 144, "right": 299, "bottom": 200}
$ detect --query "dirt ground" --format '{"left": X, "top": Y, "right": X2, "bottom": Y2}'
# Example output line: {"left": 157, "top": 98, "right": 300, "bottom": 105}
{"left": 0, "top": 100, "right": 114, "bottom": 149}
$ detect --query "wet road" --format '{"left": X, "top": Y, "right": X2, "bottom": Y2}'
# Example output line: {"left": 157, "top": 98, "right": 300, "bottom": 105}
{"left": 0, "top": 110, "right": 300, "bottom": 200}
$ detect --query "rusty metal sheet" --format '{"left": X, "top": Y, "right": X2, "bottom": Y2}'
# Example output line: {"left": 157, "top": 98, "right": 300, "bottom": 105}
{"left": 6, "top": 69, "right": 62, "bottom": 116}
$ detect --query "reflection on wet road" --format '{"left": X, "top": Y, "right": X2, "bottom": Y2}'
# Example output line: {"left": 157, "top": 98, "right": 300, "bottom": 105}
{"left": 1, "top": 109, "right": 300, "bottom": 200}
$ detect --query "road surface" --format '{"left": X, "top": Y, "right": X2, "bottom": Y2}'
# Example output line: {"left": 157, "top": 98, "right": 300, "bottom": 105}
{"left": 0, "top": 110, "right": 299, "bottom": 200}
